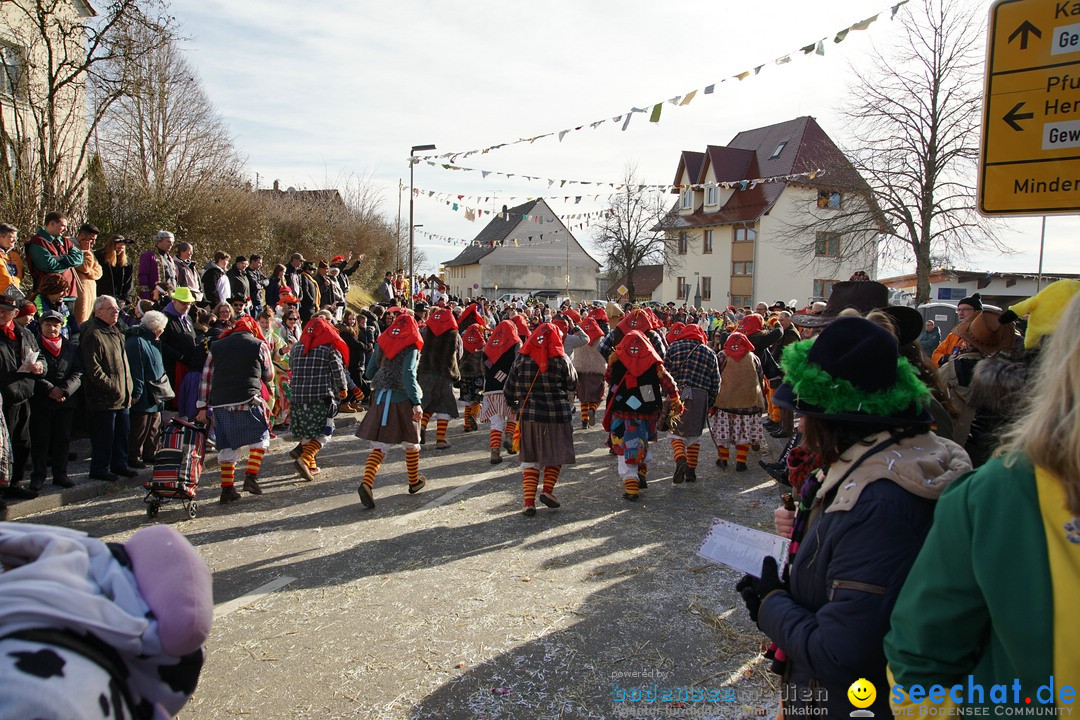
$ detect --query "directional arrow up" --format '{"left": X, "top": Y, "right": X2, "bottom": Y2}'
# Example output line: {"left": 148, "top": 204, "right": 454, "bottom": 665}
{"left": 1004, "top": 102, "right": 1034, "bottom": 131}
{"left": 1008, "top": 20, "right": 1042, "bottom": 50}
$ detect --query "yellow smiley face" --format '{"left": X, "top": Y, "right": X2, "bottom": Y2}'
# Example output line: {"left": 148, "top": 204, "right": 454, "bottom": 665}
{"left": 848, "top": 678, "right": 877, "bottom": 709}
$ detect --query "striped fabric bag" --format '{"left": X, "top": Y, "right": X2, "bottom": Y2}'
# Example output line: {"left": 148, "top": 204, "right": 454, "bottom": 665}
{"left": 146, "top": 418, "right": 207, "bottom": 499}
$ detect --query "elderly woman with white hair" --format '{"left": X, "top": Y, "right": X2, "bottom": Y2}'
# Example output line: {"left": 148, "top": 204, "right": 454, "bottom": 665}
{"left": 125, "top": 309, "right": 172, "bottom": 468}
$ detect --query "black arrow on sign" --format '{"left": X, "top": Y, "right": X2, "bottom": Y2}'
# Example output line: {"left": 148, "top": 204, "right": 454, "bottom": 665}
{"left": 1003, "top": 102, "right": 1034, "bottom": 131}
{"left": 1008, "top": 20, "right": 1042, "bottom": 50}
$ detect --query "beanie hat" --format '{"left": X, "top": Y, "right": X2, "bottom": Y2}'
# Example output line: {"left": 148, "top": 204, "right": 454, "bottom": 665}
{"left": 958, "top": 293, "right": 983, "bottom": 311}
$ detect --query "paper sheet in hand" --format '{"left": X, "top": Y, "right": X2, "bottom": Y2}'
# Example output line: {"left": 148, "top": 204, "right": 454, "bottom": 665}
{"left": 697, "top": 518, "right": 790, "bottom": 577}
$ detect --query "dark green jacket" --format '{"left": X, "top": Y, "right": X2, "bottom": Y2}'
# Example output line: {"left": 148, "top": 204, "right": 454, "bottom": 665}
{"left": 79, "top": 316, "right": 133, "bottom": 411}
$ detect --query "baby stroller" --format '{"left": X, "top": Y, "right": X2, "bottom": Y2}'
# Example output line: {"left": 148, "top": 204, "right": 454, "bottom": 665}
{"left": 144, "top": 418, "right": 207, "bottom": 519}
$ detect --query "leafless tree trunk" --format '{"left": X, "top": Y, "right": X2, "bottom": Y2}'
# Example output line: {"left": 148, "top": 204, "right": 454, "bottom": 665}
{"left": 592, "top": 165, "right": 673, "bottom": 300}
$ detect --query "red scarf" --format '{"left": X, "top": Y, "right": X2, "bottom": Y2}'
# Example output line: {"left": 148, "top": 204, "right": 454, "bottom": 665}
{"left": 461, "top": 324, "right": 486, "bottom": 354}
{"left": 300, "top": 316, "right": 349, "bottom": 366}
{"left": 0, "top": 322, "right": 14, "bottom": 341}
{"left": 723, "top": 332, "right": 754, "bottom": 361}
{"left": 673, "top": 323, "right": 708, "bottom": 345}
{"left": 551, "top": 315, "right": 569, "bottom": 337}
{"left": 41, "top": 335, "right": 62, "bottom": 357}
{"left": 580, "top": 317, "right": 604, "bottom": 343}
{"left": 510, "top": 314, "right": 530, "bottom": 340}
{"left": 617, "top": 308, "right": 652, "bottom": 336}
{"left": 520, "top": 322, "right": 565, "bottom": 373}
{"left": 426, "top": 307, "right": 458, "bottom": 336}
{"left": 665, "top": 321, "right": 685, "bottom": 345}
{"left": 485, "top": 320, "right": 520, "bottom": 364}
{"left": 563, "top": 307, "right": 581, "bottom": 324}
{"left": 587, "top": 307, "right": 608, "bottom": 324}
{"left": 219, "top": 315, "right": 265, "bottom": 342}
{"left": 458, "top": 304, "right": 485, "bottom": 329}
{"left": 740, "top": 313, "right": 764, "bottom": 336}
{"left": 615, "top": 330, "right": 663, "bottom": 388}
{"left": 378, "top": 313, "right": 424, "bottom": 360}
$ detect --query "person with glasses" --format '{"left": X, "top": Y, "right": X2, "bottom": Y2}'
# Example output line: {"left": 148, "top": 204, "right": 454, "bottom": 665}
{"left": 280, "top": 310, "right": 301, "bottom": 346}
{"left": 80, "top": 295, "right": 137, "bottom": 483}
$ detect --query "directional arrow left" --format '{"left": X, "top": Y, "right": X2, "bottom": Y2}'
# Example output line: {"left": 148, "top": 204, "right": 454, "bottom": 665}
{"left": 1008, "top": 20, "right": 1042, "bottom": 50}
{"left": 1003, "top": 102, "right": 1034, "bottom": 131}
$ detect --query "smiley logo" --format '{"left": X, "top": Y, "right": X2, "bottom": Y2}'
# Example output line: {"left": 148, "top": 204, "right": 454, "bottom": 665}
{"left": 847, "top": 678, "right": 876, "bottom": 709}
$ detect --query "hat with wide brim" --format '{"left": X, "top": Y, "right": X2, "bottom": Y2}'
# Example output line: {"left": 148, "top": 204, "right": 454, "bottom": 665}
{"left": 791, "top": 281, "right": 890, "bottom": 328}
{"left": 0, "top": 285, "right": 26, "bottom": 311}
{"left": 880, "top": 305, "right": 923, "bottom": 347}
{"left": 171, "top": 286, "right": 197, "bottom": 303}
{"left": 773, "top": 316, "right": 933, "bottom": 427}
{"left": 954, "top": 309, "right": 1017, "bottom": 356}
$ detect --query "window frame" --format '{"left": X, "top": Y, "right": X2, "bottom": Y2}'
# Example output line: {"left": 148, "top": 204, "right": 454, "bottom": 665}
{"left": 703, "top": 229, "right": 713, "bottom": 254}
{"left": 677, "top": 231, "right": 688, "bottom": 256}
{"left": 770, "top": 141, "right": 787, "bottom": 159}
{"left": 815, "top": 231, "right": 841, "bottom": 258}
{"left": 705, "top": 185, "right": 719, "bottom": 206}
{"left": 732, "top": 261, "right": 754, "bottom": 276}
{"left": 734, "top": 225, "right": 757, "bottom": 243}
{"left": 680, "top": 189, "right": 693, "bottom": 210}
{"left": 701, "top": 276, "right": 712, "bottom": 301}
{"left": 676, "top": 276, "right": 686, "bottom": 301}
{"left": 817, "top": 190, "right": 843, "bottom": 210}
{"left": 813, "top": 279, "right": 838, "bottom": 300}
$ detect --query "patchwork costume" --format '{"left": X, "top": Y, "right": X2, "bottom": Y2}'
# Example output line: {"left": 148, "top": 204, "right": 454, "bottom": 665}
{"left": 479, "top": 320, "right": 522, "bottom": 464}
{"left": 289, "top": 317, "right": 350, "bottom": 481}
{"left": 417, "top": 307, "right": 461, "bottom": 449}
{"left": 665, "top": 323, "right": 720, "bottom": 483}
{"left": 458, "top": 323, "right": 487, "bottom": 432}
{"left": 709, "top": 332, "right": 765, "bottom": 471}
{"left": 572, "top": 317, "right": 607, "bottom": 428}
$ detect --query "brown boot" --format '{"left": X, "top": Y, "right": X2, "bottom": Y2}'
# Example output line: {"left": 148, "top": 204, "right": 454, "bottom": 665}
{"left": 490, "top": 448, "right": 502, "bottom": 464}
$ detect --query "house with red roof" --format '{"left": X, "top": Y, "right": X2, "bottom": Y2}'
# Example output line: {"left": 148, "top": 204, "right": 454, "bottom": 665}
{"left": 661, "top": 116, "right": 883, "bottom": 308}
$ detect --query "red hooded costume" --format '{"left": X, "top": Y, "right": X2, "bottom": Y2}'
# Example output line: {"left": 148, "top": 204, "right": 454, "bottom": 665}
{"left": 520, "top": 322, "right": 566, "bottom": 373}
{"left": 378, "top": 313, "right": 424, "bottom": 360}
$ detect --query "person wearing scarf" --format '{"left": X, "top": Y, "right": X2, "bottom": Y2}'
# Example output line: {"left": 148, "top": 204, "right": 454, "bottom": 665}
{"left": 479, "top": 320, "right": 522, "bottom": 464}
{"left": 604, "top": 329, "right": 680, "bottom": 500}
{"left": 598, "top": 307, "right": 666, "bottom": 360}
{"left": 572, "top": 316, "right": 607, "bottom": 429}
{"left": 459, "top": 323, "right": 487, "bottom": 433}
{"left": 195, "top": 315, "right": 275, "bottom": 502}
{"left": 735, "top": 318, "right": 970, "bottom": 718}
{"left": 709, "top": 332, "right": 766, "bottom": 471}
{"left": 665, "top": 323, "right": 720, "bottom": 483}
{"left": 288, "top": 317, "right": 349, "bottom": 481}
{"left": 587, "top": 305, "right": 610, "bottom": 335}
{"left": 504, "top": 323, "right": 577, "bottom": 516}
{"left": 355, "top": 312, "right": 426, "bottom": 508}
{"left": 416, "top": 307, "right": 462, "bottom": 450}
{"left": 28, "top": 311, "right": 81, "bottom": 491}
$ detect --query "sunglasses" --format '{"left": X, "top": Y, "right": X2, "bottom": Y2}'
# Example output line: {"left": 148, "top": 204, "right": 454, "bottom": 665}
{"left": 285, "top": 316, "right": 299, "bottom": 321}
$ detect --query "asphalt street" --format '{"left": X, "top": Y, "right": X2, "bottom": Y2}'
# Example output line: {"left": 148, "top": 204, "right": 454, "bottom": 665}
{"left": 21, "top": 414, "right": 789, "bottom": 720}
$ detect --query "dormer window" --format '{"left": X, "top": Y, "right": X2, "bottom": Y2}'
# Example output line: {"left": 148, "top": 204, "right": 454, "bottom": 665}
{"left": 680, "top": 189, "right": 693, "bottom": 210}
{"left": 770, "top": 141, "right": 787, "bottom": 159}
{"left": 705, "top": 185, "right": 718, "bottom": 206}
{"left": 817, "top": 190, "right": 842, "bottom": 210}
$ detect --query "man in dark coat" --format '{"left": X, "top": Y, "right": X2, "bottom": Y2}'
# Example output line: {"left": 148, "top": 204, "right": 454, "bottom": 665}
{"left": 29, "top": 310, "right": 81, "bottom": 490}
{"left": 297, "top": 261, "right": 321, "bottom": 324}
{"left": 80, "top": 295, "right": 136, "bottom": 482}
{"left": 246, "top": 254, "right": 269, "bottom": 316}
{"left": 0, "top": 286, "right": 45, "bottom": 505}
{"left": 226, "top": 256, "right": 252, "bottom": 310}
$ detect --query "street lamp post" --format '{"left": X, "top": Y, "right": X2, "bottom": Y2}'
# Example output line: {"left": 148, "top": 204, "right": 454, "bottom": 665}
{"left": 409, "top": 143, "right": 436, "bottom": 310}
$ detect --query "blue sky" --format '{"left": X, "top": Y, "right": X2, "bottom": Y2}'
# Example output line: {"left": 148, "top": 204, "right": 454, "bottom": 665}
{"left": 168, "top": 0, "right": 1080, "bottom": 278}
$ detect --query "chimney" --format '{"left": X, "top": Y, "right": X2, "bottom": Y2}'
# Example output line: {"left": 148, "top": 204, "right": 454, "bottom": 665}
{"left": 273, "top": 179, "right": 280, "bottom": 191}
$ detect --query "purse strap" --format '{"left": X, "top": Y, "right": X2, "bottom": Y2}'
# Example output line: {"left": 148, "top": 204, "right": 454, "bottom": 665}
{"left": 517, "top": 367, "right": 542, "bottom": 420}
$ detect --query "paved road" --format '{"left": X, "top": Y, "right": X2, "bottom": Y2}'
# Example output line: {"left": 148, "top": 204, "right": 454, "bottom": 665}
{"left": 22, "top": 416, "right": 789, "bottom": 720}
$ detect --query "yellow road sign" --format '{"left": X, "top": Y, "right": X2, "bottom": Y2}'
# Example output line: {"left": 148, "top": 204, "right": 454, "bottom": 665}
{"left": 980, "top": 0, "right": 1080, "bottom": 214}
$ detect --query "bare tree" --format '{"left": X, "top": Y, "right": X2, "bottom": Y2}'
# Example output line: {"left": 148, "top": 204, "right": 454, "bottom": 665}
{"left": 843, "top": 0, "right": 1006, "bottom": 303}
{"left": 0, "top": 0, "right": 173, "bottom": 229}
{"left": 592, "top": 166, "right": 673, "bottom": 300}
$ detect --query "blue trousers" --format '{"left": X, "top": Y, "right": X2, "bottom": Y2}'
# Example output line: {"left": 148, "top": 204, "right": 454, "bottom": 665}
{"left": 89, "top": 408, "right": 130, "bottom": 475}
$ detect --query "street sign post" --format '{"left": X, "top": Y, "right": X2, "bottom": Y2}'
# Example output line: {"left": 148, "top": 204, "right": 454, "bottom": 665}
{"left": 980, "top": 0, "right": 1080, "bottom": 215}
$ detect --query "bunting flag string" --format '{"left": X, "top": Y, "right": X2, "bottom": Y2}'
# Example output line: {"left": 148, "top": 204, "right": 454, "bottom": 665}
{"left": 402, "top": 182, "right": 669, "bottom": 205}
{"left": 410, "top": 1, "right": 908, "bottom": 164}
{"left": 410, "top": 167, "right": 825, "bottom": 194}
{"left": 415, "top": 227, "right": 581, "bottom": 248}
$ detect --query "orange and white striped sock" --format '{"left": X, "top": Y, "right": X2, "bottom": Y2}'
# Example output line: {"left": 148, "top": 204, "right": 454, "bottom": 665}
{"left": 735, "top": 444, "right": 749, "bottom": 464}
{"left": 406, "top": 447, "right": 421, "bottom": 485}
{"left": 522, "top": 467, "right": 540, "bottom": 507}
{"left": 687, "top": 443, "right": 701, "bottom": 470}
{"left": 300, "top": 440, "right": 321, "bottom": 468}
{"left": 246, "top": 448, "right": 265, "bottom": 475}
{"left": 471, "top": 402, "right": 482, "bottom": 420}
{"left": 421, "top": 412, "right": 432, "bottom": 429}
{"left": 671, "top": 438, "right": 687, "bottom": 463}
{"left": 542, "top": 465, "right": 560, "bottom": 494}
{"left": 718, "top": 446, "right": 730, "bottom": 462}
{"left": 581, "top": 404, "right": 590, "bottom": 424}
{"left": 361, "top": 449, "right": 384, "bottom": 489}
{"left": 463, "top": 404, "right": 473, "bottom": 422}
{"left": 220, "top": 461, "right": 235, "bottom": 488}
{"left": 623, "top": 475, "right": 639, "bottom": 496}
{"left": 489, "top": 428, "right": 503, "bottom": 450}
{"left": 436, "top": 418, "right": 448, "bottom": 443}
{"left": 506, "top": 420, "right": 517, "bottom": 442}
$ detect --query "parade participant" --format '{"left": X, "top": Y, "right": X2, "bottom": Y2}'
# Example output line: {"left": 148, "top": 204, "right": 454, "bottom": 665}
{"left": 604, "top": 329, "right": 680, "bottom": 500}
{"left": 355, "top": 311, "right": 427, "bottom": 508}
{"left": 137, "top": 230, "right": 177, "bottom": 301}
{"left": 289, "top": 316, "right": 349, "bottom": 481}
{"left": 81, "top": 295, "right": 136, "bottom": 483}
{"left": 257, "top": 308, "right": 292, "bottom": 427}
{"left": 459, "top": 323, "right": 487, "bottom": 432}
{"left": 505, "top": 322, "right": 577, "bottom": 516}
{"left": 572, "top": 316, "right": 607, "bottom": 429}
{"left": 26, "top": 212, "right": 82, "bottom": 298}
{"left": 29, "top": 310, "right": 80, "bottom": 490}
{"left": 737, "top": 317, "right": 970, "bottom": 718}
{"left": 710, "top": 332, "right": 765, "bottom": 471}
{"left": 195, "top": 315, "right": 274, "bottom": 502}
{"left": 480, "top": 320, "right": 522, "bottom": 464}
{"left": 417, "top": 306, "right": 461, "bottom": 449}
{"left": 599, "top": 308, "right": 664, "bottom": 359}
{"left": 665, "top": 323, "right": 720, "bottom": 483}
{"left": 94, "top": 234, "right": 134, "bottom": 303}
{"left": 337, "top": 311, "right": 366, "bottom": 412}
{"left": 587, "top": 306, "right": 609, "bottom": 335}
{"left": 0, "top": 223, "right": 23, "bottom": 295}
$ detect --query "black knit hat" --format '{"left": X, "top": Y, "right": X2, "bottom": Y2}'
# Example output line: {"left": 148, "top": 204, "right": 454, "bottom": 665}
{"left": 958, "top": 293, "right": 983, "bottom": 311}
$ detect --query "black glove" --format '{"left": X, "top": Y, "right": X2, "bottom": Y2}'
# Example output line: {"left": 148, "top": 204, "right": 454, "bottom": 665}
{"left": 735, "top": 556, "right": 785, "bottom": 624}
{"left": 998, "top": 309, "right": 1018, "bottom": 325}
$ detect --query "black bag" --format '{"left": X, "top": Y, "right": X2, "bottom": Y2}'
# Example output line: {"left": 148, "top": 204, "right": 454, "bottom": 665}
{"left": 147, "top": 373, "right": 175, "bottom": 405}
